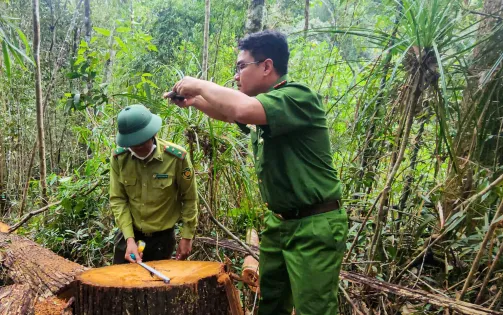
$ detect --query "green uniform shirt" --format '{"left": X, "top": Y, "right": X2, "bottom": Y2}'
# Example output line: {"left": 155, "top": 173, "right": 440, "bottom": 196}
{"left": 238, "top": 76, "right": 342, "bottom": 214}
{"left": 109, "top": 137, "right": 198, "bottom": 240}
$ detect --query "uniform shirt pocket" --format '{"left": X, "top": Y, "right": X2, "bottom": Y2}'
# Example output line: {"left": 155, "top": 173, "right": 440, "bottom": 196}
{"left": 150, "top": 177, "right": 174, "bottom": 203}
{"left": 120, "top": 176, "right": 139, "bottom": 200}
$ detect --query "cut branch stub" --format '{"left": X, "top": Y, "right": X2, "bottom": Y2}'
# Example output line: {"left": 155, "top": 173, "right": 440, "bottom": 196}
{"left": 74, "top": 260, "right": 234, "bottom": 315}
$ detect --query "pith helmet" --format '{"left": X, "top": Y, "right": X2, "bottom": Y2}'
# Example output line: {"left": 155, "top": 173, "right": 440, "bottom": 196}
{"left": 116, "top": 104, "right": 162, "bottom": 147}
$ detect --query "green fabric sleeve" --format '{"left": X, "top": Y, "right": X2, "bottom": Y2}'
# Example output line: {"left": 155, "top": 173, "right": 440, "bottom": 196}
{"left": 255, "top": 85, "right": 325, "bottom": 137}
{"left": 109, "top": 154, "right": 135, "bottom": 240}
{"left": 176, "top": 155, "right": 198, "bottom": 239}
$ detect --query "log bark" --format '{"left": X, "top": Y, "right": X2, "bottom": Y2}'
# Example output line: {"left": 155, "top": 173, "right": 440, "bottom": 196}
{"left": 0, "top": 284, "right": 35, "bottom": 315}
{"left": 241, "top": 229, "right": 259, "bottom": 291}
{"left": 74, "top": 260, "right": 235, "bottom": 315}
{"left": 0, "top": 232, "right": 87, "bottom": 298}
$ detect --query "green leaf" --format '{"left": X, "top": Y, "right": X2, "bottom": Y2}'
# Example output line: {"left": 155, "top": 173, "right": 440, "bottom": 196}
{"left": 65, "top": 99, "right": 74, "bottom": 112}
{"left": 492, "top": 214, "right": 503, "bottom": 226}
{"left": 66, "top": 72, "right": 81, "bottom": 79}
{"left": 93, "top": 27, "right": 111, "bottom": 37}
{"left": 58, "top": 177, "right": 72, "bottom": 183}
{"left": 147, "top": 44, "right": 158, "bottom": 52}
{"left": 116, "top": 27, "right": 131, "bottom": 33}
{"left": 114, "top": 37, "right": 127, "bottom": 51}
{"left": 74, "top": 93, "right": 81, "bottom": 105}
{"left": 15, "top": 28, "right": 30, "bottom": 55}
{"left": 61, "top": 198, "right": 73, "bottom": 210}
{"left": 2, "top": 41, "right": 11, "bottom": 78}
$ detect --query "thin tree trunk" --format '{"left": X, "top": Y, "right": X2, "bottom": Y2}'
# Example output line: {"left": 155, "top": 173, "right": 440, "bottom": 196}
{"left": 367, "top": 61, "right": 426, "bottom": 271}
{"left": 19, "top": 141, "right": 37, "bottom": 215}
{"left": 304, "top": 0, "right": 309, "bottom": 39}
{"left": 0, "top": 117, "right": 4, "bottom": 214}
{"left": 244, "top": 0, "right": 264, "bottom": 34}
{"left": 33, "top": 0, "right": 48, "bottom": 205}
{"left": 202, "top": 0, "right": 210, "bottom": 80}
{"left": 84, "top": 0, "right": 91, "bottom": 43}
{"left": 356, "top": 3, "right": 402, "bottom": 193}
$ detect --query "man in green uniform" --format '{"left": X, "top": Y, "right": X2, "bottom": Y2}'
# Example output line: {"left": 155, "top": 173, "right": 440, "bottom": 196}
{"left": 168, "top": 30, "right": 347, "bottom": 314}
{"left": 110, "top": 104, "right": 198, "bottom": 264}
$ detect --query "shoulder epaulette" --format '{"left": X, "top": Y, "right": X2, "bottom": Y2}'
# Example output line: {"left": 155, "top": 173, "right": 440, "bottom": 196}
{"left": 164, "top": 143, "right": 187, "bottom": 160}
{"left": 273, "top": 80, "right": 287, "bottom": 89}
{"left": 113, "top": 147, "right": 129, "bottom": 157}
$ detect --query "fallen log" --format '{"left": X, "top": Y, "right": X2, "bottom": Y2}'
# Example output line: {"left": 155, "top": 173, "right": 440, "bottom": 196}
{"left": 74, "top": 260, "right": 238, "bottom": 315}
{"left": 0, "top": 231, "right": 87, "bottom": 298}
{"left": 241, "top": 229, "right": 259, "bottom": 292}
{"left": 200, "top": 236, "right": 502, "bottom": 315}
{"left": 0, "top": 284, "right": 35, "bottom": 315}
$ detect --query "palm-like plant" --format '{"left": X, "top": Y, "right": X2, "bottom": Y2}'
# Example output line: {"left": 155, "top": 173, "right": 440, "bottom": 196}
{"left": 0, "top": 14, "right": 32, "bottom": 78}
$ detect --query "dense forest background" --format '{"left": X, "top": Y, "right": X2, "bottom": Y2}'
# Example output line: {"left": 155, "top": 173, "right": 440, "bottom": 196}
{"left": 1, "top": 0, "right": 502, "bottom": 313}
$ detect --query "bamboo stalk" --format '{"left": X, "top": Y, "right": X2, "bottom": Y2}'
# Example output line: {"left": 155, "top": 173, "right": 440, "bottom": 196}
{"left": 475, "top": 240, "right": 503, "bottom": 304}
{"left": 458, "top": 197, "right": 503, "bottom": 301}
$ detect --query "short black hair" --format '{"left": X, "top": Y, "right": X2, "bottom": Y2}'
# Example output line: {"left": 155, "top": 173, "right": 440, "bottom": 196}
{"left": 238, "top": 30, "right": 289, "bottom": 76}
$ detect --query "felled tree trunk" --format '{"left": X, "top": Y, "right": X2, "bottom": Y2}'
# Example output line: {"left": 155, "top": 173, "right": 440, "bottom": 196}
{"left": 0, "top": 284, "right": 35, "bottom": 315}
{"left": 74, "top": 260, "right": 236, "bottom": 315}
{"left": 0, "top": 231, "right": 87, "bottom": 298}
{"left": 241, "top": 229, "right": 259, "bottom": 292}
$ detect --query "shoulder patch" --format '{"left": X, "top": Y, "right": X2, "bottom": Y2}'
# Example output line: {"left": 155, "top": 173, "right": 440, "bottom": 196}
{"left": 273, "top": 80, "right": 287, "bottom": 89}
{"left": 164, "top": 143, "right": 187, "bottom": 160}
{"left": 113, "top": 147, "right": 129, "bottom": 157}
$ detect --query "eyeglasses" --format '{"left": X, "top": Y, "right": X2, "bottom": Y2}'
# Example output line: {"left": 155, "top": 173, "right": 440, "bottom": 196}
{"left": 235, "top": 60, "right": 265, "bottom": 74}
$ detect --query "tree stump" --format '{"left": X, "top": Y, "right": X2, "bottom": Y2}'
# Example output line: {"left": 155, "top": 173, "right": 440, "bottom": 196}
{"left": 0, "top": 284, "right": 35, "bottom": 315}
{"left": 74, "top": 260, "right": 236, "bottom": 315}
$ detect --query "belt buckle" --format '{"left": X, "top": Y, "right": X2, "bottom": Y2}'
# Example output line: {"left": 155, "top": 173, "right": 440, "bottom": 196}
{"left": 143, "top": 232, "right": 153, "bottom": 237}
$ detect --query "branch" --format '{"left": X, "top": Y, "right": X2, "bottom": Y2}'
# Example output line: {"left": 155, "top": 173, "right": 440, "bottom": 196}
{"left": 452, "top": 173, "right": 503, "bottom": 213}
{"left": 198, "top": 192, "right": 260, "bottom": 261}
{"left": 8, "top": 180, "right": 102, "bottom": 233}
{"left": 341, "top": 271, "right": 501, "bottom": 315}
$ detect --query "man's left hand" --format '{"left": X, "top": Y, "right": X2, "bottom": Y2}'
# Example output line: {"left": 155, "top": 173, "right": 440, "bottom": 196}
{"left": 176, "top": 238, "right": 193, "bottom": 260}
{"left": 173, "top": 76, "right": 204, "bottom": 98}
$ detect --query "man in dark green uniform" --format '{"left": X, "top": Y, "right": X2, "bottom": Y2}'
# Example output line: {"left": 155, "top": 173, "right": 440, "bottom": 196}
{"left": 110, "top": 104, "right": 198, "bottom": 264}
{"left": 168, "top": 30, "right": 347, "bottom": 314}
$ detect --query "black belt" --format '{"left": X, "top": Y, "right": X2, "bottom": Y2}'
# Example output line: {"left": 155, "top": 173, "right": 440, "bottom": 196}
{"left": 275, "top": 200, "right": 341, "bottom": 220}
{"left": 133, "top": 227, "right": 174, "bottom": 238}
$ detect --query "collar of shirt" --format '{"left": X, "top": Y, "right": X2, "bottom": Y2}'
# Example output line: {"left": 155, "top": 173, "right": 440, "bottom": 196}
{"left": 129, "top": 137, "right": 164, "bottom": 162}
{"left": 150, "top": 138, "right": 164, "bottom": 162}
{"left": 268, "top": 75, "right": 288, "bottom": 92}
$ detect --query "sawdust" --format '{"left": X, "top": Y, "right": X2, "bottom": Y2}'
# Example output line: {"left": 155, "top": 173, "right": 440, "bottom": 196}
{"left": 78, "top": 260, "right": 225, "bottom": 287}
{"left": 34, "top": 296, "right": 69, "bottom": 315}
{"left": 0, "top": 222, "right": 10, "bottom": 233}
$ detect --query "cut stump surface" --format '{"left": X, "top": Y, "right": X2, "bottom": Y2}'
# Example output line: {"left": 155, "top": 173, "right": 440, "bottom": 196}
{"left": 75, "top": 260, "right": 232, "bottom": 315}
